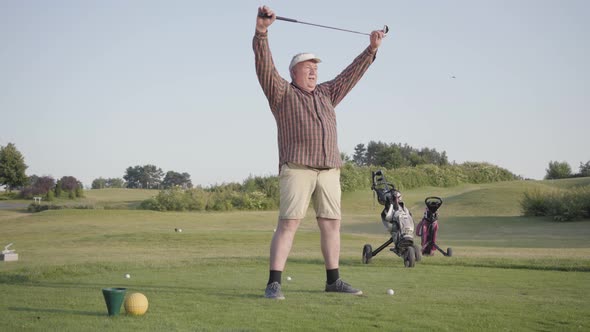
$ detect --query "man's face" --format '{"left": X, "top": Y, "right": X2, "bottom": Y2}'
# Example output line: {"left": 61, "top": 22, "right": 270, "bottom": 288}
{"left": 292, "top": 60, "right": 318, "bottom": 92}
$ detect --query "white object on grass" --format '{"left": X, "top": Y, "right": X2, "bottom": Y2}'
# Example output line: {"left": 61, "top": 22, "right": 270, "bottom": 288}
{"left": 3, "top": 243, "right": 15, "bottom": 254}
{"left": 387, "top": 289, "right": 394, "bottom": 295}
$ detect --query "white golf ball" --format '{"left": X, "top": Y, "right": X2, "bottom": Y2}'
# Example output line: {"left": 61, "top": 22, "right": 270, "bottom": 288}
{"left": 125, "top": 274, "right": 131, "bottom": 279}
{"left": 287, "top": 276, "right": 292, "bottom": 281}
{"left": 178, "top": 228, "right": 183, "bottom": 233}
{"left": 387, "top": 289, "right": 394, "bottom": 295}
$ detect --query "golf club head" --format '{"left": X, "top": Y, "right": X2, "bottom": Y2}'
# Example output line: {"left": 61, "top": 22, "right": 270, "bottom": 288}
{"left": 382, "top": 25, "right": 389, "bottom": 35}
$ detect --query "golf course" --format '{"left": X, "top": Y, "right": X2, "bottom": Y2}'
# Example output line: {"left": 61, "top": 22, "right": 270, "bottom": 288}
{"left": 1, "top": 178, "right": 589, "bottom": 331}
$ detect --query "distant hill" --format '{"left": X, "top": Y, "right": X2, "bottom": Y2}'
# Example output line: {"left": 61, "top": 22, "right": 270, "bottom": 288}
{"left": 342, "top": 177, "right": 590, "bottom": 217}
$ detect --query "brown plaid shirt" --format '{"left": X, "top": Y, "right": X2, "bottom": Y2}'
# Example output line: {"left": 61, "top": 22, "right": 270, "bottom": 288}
{"left": 253, "top": 30, "right": 376, "bottom": 172}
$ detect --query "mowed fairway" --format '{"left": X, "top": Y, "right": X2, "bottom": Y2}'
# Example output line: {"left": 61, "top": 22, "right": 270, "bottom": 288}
{"left": 1, "top": 179, "right": 589, "bottom": 331}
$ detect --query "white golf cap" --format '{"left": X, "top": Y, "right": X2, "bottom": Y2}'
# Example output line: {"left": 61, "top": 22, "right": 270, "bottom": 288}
{"left": 289, "top": 53, "right": 322, "bottom": 70}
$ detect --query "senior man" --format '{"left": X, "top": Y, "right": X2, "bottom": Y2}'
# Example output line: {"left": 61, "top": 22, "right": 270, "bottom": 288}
{"left": 254, "top": 5, "right": 385, "bottom": 299}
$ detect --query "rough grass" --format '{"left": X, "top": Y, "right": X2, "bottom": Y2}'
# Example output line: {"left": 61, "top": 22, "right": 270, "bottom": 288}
{"left": 1, "top": 179, "right": 589, "bottom": 331}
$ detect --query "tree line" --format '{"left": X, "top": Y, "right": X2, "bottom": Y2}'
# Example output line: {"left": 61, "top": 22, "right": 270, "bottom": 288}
{"left": 21, "top": 175, "right": 84, "bottom": 200}
{"left": 91, "top": 165, "right": 193, "bottom": 189}
{"left": 545, "top": 161, "right": 590, "bottom": 180}
{"left": 1, "top": 141, "right": 588, "bottom": 202}
{"left": 0, "top": 143, "right": 83, "bottom": 200}
{"left": 349, "top": 141, "right": 449, "bottom": 168}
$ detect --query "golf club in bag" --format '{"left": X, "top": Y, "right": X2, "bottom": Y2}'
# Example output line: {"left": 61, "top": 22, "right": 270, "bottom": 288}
{"left": 362, "top": 170, "right": 421, "bottom": 268}
{"left": 416, "top": 197, "right": 453, "bottom": 257}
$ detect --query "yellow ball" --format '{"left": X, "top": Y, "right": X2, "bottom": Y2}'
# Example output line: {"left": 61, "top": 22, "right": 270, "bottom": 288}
{"left": 124, "top": 292, "right": 149, "bottom": 315}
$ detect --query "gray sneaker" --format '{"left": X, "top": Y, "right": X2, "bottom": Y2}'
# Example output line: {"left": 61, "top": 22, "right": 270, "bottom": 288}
{"left": 265, "top": 282, "right": 285, "bottom": 300}
{"left": 325, "top": 279, "right": 363, "bottom": 295}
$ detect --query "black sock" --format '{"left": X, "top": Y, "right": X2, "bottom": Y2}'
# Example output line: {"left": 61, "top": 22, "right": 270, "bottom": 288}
{"left": 268, "top": 270, "right": 282, "bottom": 285}
{"left": 326, "top": 268, "right": 339, "bottom": 285}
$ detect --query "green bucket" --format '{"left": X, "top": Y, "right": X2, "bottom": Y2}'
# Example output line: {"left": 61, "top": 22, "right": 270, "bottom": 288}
{"left": 102, "top": 288, "right": 127, "bottom": 316}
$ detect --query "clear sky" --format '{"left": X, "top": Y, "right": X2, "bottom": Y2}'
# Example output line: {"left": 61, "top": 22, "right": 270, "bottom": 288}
{"left": 1, "top": 0, "right": 588, "bottom": 188}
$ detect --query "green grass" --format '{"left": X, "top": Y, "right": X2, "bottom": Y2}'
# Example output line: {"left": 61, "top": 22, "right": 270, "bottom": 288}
{"left": 2, "top": 189, "right": 158, "bottom": 210}
{"left": 81, "top": 189, "right": 157, "bottom": 206}
{"left": 64, "top": 188, "right": 157, "bottom": 209}
{"left": 1, "top": 179, "right": 589, "bottom": 331}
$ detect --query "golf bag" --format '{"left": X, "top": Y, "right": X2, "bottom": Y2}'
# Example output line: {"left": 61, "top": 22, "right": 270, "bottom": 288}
{"left": 416, "top": 197, "right": 452, "bottom": 257}
{"left": 362, "top": 170, "right": 421, "bottom": 268}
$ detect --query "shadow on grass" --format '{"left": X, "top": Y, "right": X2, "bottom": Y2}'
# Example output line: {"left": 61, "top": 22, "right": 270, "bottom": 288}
{"left": 8, "top": 307, "right": 104, "bottom": 317}
{"left": 420, "top": 259, "right": 590, "bottom": 272}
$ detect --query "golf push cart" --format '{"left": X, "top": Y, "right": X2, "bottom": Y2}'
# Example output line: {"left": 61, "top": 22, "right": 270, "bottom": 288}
{"left": 362, "top": 170, "right": 421, "bottom": 268}
{"left": 416, "top": 196, "right": 453, "bottom": 257}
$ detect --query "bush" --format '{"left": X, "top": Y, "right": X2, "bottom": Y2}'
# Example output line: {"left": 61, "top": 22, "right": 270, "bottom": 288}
{"left": 139, "top": 197, "right": 161, "bottom": 211}
{"left": 185, "top": 188, "right": 208, "bottom": 211}
{"left": 559, "top": 187, "right": 590, "bottom": 220}
{"left": 339, "top": 162, "right": 516, "bottom": 192}
{"left": 0, "top": 192, "right": 18, "bottom": 200}
{"left": 521, "top": 190, "right": 549, "bottom": 216}
{"left": 45, "top": 190, "right": 55, "bottom": 202}
{"left": 521, "top": 187, "right": 590, "bottom": 221}
{"left": 207, "top": 191, "right": 234, "bottom": 211}
{"left": 75, "top": 186, "right": 84, "bottom": 198}
{"left": 242, "top": 175, "right": 279, "bottom": 198}
{"left": 138, "top": 162, "right": 518, "bottom": 212}
{"left": 27, "top": 204, "right": 64, "bottom": 213}
{"left": 139, "top": 184, "right": 280, "bottom": 212}
{"left": 340, "top": 164, "right": 371, "bottom": 192}
{"left": 153, "top": 187, "right": 189, "bottom": 212}
{"left": 20, "top": 176, "right": 55, "bottom": 199}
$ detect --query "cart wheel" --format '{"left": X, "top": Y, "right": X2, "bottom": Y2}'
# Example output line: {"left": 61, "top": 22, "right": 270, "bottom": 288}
{"left": 414, "top": 245, "right": 422, "bottom": 262}
{"left": 362, "top": 244, "right": 373, "bottom": 264}
{"left": 404, "top": 246, "right": 416, "bottom": 268}
{"left": 446, "top": 247, "right": 453, "bottom": 257}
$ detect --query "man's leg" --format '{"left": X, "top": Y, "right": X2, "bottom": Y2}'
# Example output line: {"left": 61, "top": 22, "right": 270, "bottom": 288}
{"left": 317, "top": 217, "right": 361, "bottom": 295}
{"left": 316, "top": 217, "right": 340, "bottom": 270}
{"left": 315, "top": 169, "right": 362, "bottom": 295}
{"left": 270, "top": 218, "right": 301, "bottom": 271}
{"left": 265, "top": 218, "right": 301, "bottom": 300}
{"left": 266, "top": 164, "right": 314, "bottom": 299}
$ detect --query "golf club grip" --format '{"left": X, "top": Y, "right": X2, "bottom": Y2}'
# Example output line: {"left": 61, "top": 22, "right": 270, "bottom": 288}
{"left": 275, "top": 16, "right": 297, "bottom": 23}
{"left": 258, "top": 13, "right": 298, "bottom": 23}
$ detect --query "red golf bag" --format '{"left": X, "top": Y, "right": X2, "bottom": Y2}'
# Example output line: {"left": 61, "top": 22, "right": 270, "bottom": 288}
{"left": 416, "top": 197, "right": 452, "bottom": 257}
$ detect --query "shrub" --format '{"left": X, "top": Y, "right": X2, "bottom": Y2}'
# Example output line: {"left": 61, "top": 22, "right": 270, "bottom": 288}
{"left": 340, "top": 164, "right": 371, "bottom": 192}
{"left": 0, "top": 191, "right": 18, "bottom": 200}
{"left": 45, "top": 190, "right": 55, "bottom": 202}
{"left": 139, "top": 162, "right": 518, "bottom": 212}
{"left": 27, "top": 204, "right": 64, "bottom": 213}
{"left": 242, "top": 175, "right": 279, "bottom": 198}
{"left": 521, "top": 190, "right": 549, "bottom": 216}
{"left": 184, "top": 188, "right": 208, "bottom": 211}
{"left": 139, "top": 197, "right": 161, "bottom": 211}
{"left": 339, "top": 162, "right": 516, "bottom": 192}
{"left": 153, "top": 187, "right": 189, "bottom": 212}
{"left": 20, "top": 176, "right": 55, "bottom": 199}
{"left": 521, "top": 187, "right": 590, "bottom": 221}
{"left": 207, "top": 191, "right": 234, "bottom": 211}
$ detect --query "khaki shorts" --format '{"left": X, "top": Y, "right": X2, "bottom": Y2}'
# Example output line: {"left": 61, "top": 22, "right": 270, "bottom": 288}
{"left": 279, "top": 163, "right": 341, "bottom": 220}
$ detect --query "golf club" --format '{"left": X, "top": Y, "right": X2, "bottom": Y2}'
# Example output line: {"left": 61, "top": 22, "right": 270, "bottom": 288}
{"left": 258, "top": 13, "right": 388, "bottom": 36}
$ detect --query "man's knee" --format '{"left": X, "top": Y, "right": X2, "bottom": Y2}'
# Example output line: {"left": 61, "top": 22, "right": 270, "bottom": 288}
{"left": 316, "top": 218, "right": 341, "bottom": 232}
{"left": 278, "top": 219, "right": 301, "bottom": 232}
